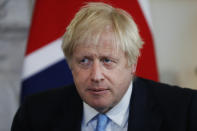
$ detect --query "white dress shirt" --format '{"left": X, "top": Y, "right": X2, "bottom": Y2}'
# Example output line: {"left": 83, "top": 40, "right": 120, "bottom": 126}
{"left": 81, "top": 81, "right": 133, "bottom": 131}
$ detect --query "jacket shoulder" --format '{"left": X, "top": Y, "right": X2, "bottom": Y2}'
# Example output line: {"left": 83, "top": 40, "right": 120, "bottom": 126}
{"left": 134, "top": 77, "right": 197, "bottom": 130}
{"left": 134, "top": 76, "right": 197, "bottom": 98}
{"left": 11, "top": 84, "right": 82, "bottom": 131}
{"left": 135, "top": 77, "right": 197, "bottom": 116}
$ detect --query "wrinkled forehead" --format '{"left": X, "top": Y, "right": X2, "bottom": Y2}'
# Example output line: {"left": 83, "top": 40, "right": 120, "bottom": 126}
{"left": 73, "top": 43, "right": 123, "bottom": 59}
{"left": 74, "top": 26, "right": 122, "bottom": 53}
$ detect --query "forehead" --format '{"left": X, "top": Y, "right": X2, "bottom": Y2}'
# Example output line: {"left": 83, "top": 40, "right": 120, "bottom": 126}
{"left": 79, "top": 29, "right": 120, "bottom": 48}
{"left": 73, "top": 41, "right": 123, "bottom": 58}
{"left": 73, "top": 31, "right": 123, "bottom": 56}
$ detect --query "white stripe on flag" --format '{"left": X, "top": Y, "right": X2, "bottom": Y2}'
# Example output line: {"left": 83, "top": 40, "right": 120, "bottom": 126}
{"left": 138, "top": 0, "right": 153, "bottom": 30}
{"left": 22, "top": 38, "right": 65, "bottom": 79}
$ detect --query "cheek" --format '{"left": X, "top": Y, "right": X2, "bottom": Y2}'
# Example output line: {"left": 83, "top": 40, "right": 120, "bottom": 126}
{"left": 110, "top": 67, "right": 132, "bottom": 89}
{"left": 105, "top": 67, "right": 131, "bottom": 82}
{"left": 72, "top": 68, "right": 89, "bottom": 84}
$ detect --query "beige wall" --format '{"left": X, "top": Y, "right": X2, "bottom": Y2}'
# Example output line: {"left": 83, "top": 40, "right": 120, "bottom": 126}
{"left": 150, "top": 0, "right": 197, "bottom": 89}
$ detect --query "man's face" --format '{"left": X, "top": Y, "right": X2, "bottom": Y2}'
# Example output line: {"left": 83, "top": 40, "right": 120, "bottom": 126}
{"left": 70, "top": 31, "right": 134, "bottom": 113}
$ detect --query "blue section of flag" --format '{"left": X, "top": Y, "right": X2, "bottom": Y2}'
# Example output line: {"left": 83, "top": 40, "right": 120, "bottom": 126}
{"left": 21, "top": 60, "right": 73, "bottom": 102}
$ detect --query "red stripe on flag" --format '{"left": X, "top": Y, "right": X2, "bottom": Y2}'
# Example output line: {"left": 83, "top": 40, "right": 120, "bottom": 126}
{"left": 26, "top": 0, "right": 86, "bottom": 55}
{"left": 26, "top": 0, "right": 158, "bottom": 81}
{"left": 112, "top": 0, "right": 159, "bottom": 81}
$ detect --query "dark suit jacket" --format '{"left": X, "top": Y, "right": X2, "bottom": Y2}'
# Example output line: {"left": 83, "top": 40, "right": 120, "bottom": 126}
{"left": 11, "top": 77, "right": 197, "bottom": 131}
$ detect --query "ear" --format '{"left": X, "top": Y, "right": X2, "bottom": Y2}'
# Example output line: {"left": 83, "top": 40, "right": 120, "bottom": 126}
{"left": 131, "top": 64, "right": 137, "bottom": 74}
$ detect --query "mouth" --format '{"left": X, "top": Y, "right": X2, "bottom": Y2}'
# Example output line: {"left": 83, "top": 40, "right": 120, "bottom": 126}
{"left": 87, "top": 88, "right": 109, "bottom": 95}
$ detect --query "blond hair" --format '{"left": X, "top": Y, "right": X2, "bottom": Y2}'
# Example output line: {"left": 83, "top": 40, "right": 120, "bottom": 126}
{"left": 62, "top": 2, "right": 144, "bottom": 66}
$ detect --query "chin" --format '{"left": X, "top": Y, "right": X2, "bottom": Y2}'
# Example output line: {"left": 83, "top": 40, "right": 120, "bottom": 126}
{"left": 94, "top": 106, "right": 110, "bottom": 113}
{"left": 89, "top": 101, "right": 112, "bottom": 113}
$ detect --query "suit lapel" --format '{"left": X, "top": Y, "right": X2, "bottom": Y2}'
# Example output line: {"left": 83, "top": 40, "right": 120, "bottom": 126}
{"left": 127, "top": 77, "right": 163, "bottom": 131}
{"left": 52, "top": 86, "right": 83, "bottom": 131}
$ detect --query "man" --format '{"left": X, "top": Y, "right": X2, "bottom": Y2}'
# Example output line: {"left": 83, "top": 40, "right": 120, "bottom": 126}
{"left": 11, "top": 2, "right": 197, "bottom": 131}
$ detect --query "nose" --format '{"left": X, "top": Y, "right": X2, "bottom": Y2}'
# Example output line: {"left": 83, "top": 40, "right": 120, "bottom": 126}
{"left": 90, "top": 61, "right": 104, "bottom": 83}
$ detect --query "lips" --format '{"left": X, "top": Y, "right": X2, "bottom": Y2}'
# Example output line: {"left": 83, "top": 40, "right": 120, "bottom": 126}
{"left": 87, "top": 88, "right": 109, "bottom": 95}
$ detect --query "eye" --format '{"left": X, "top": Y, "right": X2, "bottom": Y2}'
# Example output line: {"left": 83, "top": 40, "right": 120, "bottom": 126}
{"left": 76, "top": 57, "right": 92, "bottom": 69}
{"left": 80, "top": 58, "right": 89, "bottom": 64}
{"left": 78, "top": 57, "right": 93, "bottom": 68}
{"left": 101, "top": 57, "right": 118, "bottom": 69}
{"left": 102, "top": 58, "right": 112, "bottom": 64}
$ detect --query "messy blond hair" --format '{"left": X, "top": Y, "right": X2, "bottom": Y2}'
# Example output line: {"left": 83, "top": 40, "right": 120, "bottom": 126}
{"left": 62, "top": 2, "right": 143, "bottom": 66}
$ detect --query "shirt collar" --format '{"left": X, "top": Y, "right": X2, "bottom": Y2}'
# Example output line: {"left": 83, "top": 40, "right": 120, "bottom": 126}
{"left": 83, "top": 102, "right": 98, "bottom": 125}
{"left": 83, "top": 81, "right": 133, "bottom": 127}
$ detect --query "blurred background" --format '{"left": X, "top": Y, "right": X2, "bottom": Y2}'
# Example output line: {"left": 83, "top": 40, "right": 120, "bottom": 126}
{"left": 0, "top": 0, "right": 197, "bottom": 130}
